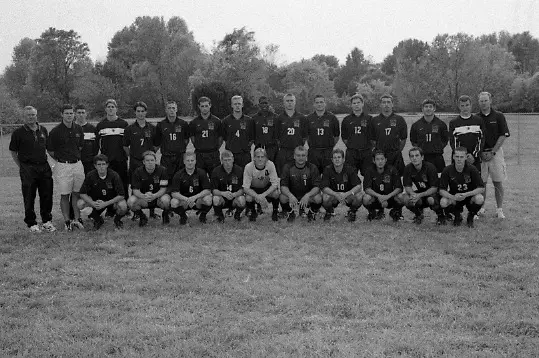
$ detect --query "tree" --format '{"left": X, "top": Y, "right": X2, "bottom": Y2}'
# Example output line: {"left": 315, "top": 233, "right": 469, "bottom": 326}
{"left": 334, "top": 47, "right": 370, "bottom": 96}
{"left": 0, "top": 83, "right": 22, "bottom": 125}
{"left": 2, "top": 38, "right": 36, "bottom": 99}
{"left": 507, "top": 31, "right": 539, "bottom": 74}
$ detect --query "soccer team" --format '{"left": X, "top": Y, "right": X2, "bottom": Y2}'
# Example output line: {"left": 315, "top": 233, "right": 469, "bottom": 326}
{"left": 9, "top": 91, "right": 510, "bottom": 232}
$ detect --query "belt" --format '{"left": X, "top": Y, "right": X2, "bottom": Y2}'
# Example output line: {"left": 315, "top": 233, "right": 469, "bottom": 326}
{"left": 57, "top": 159, "right": 79, "bottom": 164}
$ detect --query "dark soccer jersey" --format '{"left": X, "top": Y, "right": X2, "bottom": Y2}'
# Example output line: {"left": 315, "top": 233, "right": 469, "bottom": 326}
{"left": 9, "top": 124, "right": 49, "bottom": 164}
{"left": 370, "top": 113, "right": 408, "bottom": 152}
{"left": 131, "top": 165, "right": 168, "bottom": 194}
{"left": 403, "top": 162, "right": 439, "bottom": 193}
{"left": 189, "top": 115, "right": 223, "bottom": 152}
{"left": 448, "top": 115, "right": 485, "bottom": 157}
{"left": 47, "top": 122, "right": 84, "bottom": 162}
{"left": 80, "top": 168, "right": 125, "bottom": 200}
{"left": 478, "top": 110, "right": 510, "bottom": 150}
{"left": 154, "top": 117, "right": 190, "bottom": 155}
{"left": 320, "top": 164, "right": 361, "bottom": 192}
{"left": 211, "top": 164, "right": 244, "bottom": 193}
{"left": 439, "top": 163, "right": 484, "bottom": 194}
{"left": 363, "top": 165, "right": 403, "bottom": 195}
{"left": 96, "top": 118, "right": 129, "bottom": 162}
{"left": 169, "top": 167, "right": 211, "bottom": 197}
{"left": 275, "top": 111, "right": 308, "bottom": 149}
{"left": 80, "top": 123, "right": 98, "bottom": 163}
{"left": 123, "top": 121, "right": 156, "bottom": 161}
{"left": 281, "top": 162, "right": 321, "bottom": 198}
{"left": 341, "top": 112, "right": 373, "bottom": 150}
{"left": 252, "top": 111, "right": 278, "bottom": 147}
{"left": 306, "top": 111, "right": 340, "bottom": 149}
{"left": 222, "top": 114, "right": 255, "bottom": 153}
{"left": 410, "top": 116, "right": 448, "bottom": 155}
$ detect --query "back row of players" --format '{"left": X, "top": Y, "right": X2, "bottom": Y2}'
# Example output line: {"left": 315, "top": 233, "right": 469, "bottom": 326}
{"left": 10, "top": 91, "right": 509, "bottom": 231}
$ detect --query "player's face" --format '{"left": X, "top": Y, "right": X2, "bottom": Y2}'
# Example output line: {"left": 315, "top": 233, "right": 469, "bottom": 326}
{"left": 184, "top": 155, "right": 196, "bottom": 170}
{"left": 75, "top": 109, "right": 87, "bottom": 123}
{"left": 62, "top": 109, "right": 74, "bottom": 124}
{"left": 381, "top": 98, "right": 393, "bottom": 114}
{"left": 409, "top": 150, "right": 423, "bottom": 167}
{"left": 478, "top": 94, "right": 491, "bottom": 112}
{"left": 294, "top": 150, "right": 307, "bottom": 166}
{"left": 283, "top": 96, "right": 296, "bottom": 111}
{"left": 253, "top": 152, "right": 268, "bottom": 168}
{"left": 314, "top": 97, "right": 326, "bottom": 113}
{"left": 199, "top": 101, "right": 211, "bottom": 117}
{"left": 166, "top": 104, "right": 177, "bottom": 118}
{"left": 458, "top": 100, "right": 472, "bottom": 116}
{"left": 231, "top": 98, "right": 243, "bottom": 114}
{"left": 135, "top": 106, "right": 147, "bottom": 121}
{"left": 94, "top": 160, "right": 108, "bottom": 176}
{"left": 222, "top": 156, "right": 234, "bottom": 171}
{"left": 422, "top": 104, "right": 435, "bottom": 117}
{"left": 143, "top": 155, "right": 156, "bottom": 172}
{"left": 374, "top": 154, "right": 387, "bottom": 169}
{"left": 332, "top": 153, "right": 344, "bottom": 167}
{"left": 105, "top": 103, "right": 117, "bottom": 116}
{"left": 259, "top": 100, "right": 269, "bottom": 112}
{"left": 453, "top": 150, "right": 466, "bottom": 167}
{"left": 351, "top": 98, "right": 364, "bottom": 113}
{"left": 24, "top": 108, "right": 38, "bottom": 125}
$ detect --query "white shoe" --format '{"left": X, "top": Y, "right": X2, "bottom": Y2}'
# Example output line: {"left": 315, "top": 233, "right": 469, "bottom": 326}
{"left": 496, "top": 208, "right": 506, "bottom": 219}
{"left": 29, "top": 224, "right": 42, "bottom": 233}
{"left": 71, "top": 219, "right": 85, "bottom": 230}
{"left": 41, "top": 221, "right": 57, "bottom": 232}
{"left": 477, "top": 208, "right": 486, "bottom": 216}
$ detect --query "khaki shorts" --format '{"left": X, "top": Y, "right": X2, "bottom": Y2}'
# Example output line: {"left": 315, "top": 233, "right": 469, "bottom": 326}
{"left": 53, "top": 161, "right": 85, "bottom": 195}
{"left": 481, "top": 148, "right": 507, "bottom": 182}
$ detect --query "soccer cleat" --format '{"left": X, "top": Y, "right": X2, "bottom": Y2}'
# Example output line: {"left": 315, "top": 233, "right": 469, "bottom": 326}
{"left": 436, "top": 215, "right": 446, "bottom": 226}
{"left": 367, "top": 210, "right": 377, "bottom": 221}
{"left": 139, "top": 212, "right": 148, "bottom": 227}
{"left": 323, "top": 212, "right": 332, "bottom": 221}
{"left": 149, "top": 211, "right": 160, "bottom": 220}
{"left": 105, "top": 208, "right": 115, "bottom": 218}
{"left": 72, "top": 218, "right": 85, "bottom": 230}
{"left": 249, "top": 210, "right": 257, "bottom": 222}
{"left": 347, "top": 211, "right": 357, "bottom": 222}
{"left": 131, "top": 211, "right": 140, "bottom": 221}
{"left": 114, "top": 216, "right": 124, "bottom": 229}
{"left": 179, "top": 214, "right": 188, "bottom": 225}
{"left": 299, "top": 207, "right": 306, "bottom": 218}
{"left": 453, "top": 213, "right": 463, "bottom": 226}
{"left": 162, "top": 211, "right": 170, "bottom": 225}
{"left": 286, "top": 210, "right": 296, "bottom": 223}
{"left": 199, "top": 212, "right": 207, "bottom": 224}
{"left": 93, "top": 216, "right": 105, "bottom": 230}
{"left": 64, "top": 220, "right": 73, "bottom": 231}
{"left": 272, "top": 210, "right": 279, "bottom": 222}
{"left": 374, "top": 210, "right": 385, "bottom": 220}
{"left": 234, "top": 210, "right": 242, "bottom": 221}
{"left": 466, "top": 213, "right": 475, "bottom": 228}
{"left": 256, "top": 203, "right": 263, "bottom": 215}
{"left": 496, "top": 208, "right": 506, "bottom": 219}
{"left": 226, "top": 208, "right": 234, "bottom": 217}
{"left": 216, "top": 213, "right": 225, "bottom": 223}
{"left": 412, "top": 214, "right": 424, "bottom": 225}
{"left": 29, "top": 224, "right": 42, "bottom": 233}
{"left": 307, "top": 210, "right": 316, "bottom": 222}
{"left": 41, "top": 221, "right": 57, "bottom": 233}
{"left": 477, "top": 208, "right": 486, "bottom": 216}
{"left": 389, "top": 209, "right": 401, "bottom": 222}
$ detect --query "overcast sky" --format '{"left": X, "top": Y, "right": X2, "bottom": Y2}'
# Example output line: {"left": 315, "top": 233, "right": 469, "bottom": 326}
{"left": 0, "top": 0, "right": 537, "bottom": 72}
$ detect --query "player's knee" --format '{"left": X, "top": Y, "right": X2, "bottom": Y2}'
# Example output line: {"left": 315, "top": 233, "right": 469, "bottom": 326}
{"left": 312, "top": 193, "right": 322, "bottom": 204}
{"left": 427, "top": 196, "right": 435, "bottom": 206}
{"left": 363, "top": 194, "right": 373, "bottom": 205}
{"left": 235, "top": 195, "right": 246, "bottom": 208}
{"left": 117, "top": 200, "right": 128, "bottom": 214}
{"left": 202, "top": 195, "right": 213, "bottom": 206}
{"left": 212, "top": 195, "right": 223, "bottom": 206}
{"left": 440, "top": 197, "right": 450, "bottom": 208}
{"left": 76, "top": 199, "right": 86, "bottom": 210}
{"left": 245, "top": 194, "right": 254, "bottom": 202}
{"left": 322, "top": 193, "right": 332, "bottom": 205}
{"left": 159, "top": 195, "right": 171, "bottom": 209}
{"left": 279, "top": 194, "right": 289, "bottom": 204}
{"left": 127, "top": 195, "right": 138, "bottom": 209}
{"left": 394, "top": 193, "right": 404, "bottom": 205}
{"left": 170, "top": 198, "right": 180, "bottom": 208}
{"left": 269, "top": 189, "right": 280, "bottom": 199}
{"left": 473, "top": 194, "right": 484, "bottom": 205}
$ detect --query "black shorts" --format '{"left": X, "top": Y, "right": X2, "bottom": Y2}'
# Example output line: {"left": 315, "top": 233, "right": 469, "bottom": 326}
{"left": 345, "top": 148, "right": 373, "bottom": 176}
{"left": 275, "top": 148, "right": 295, "bottom": 175}
{"left": 160, "top": 154, "right": 184, "bottom": 180}
{"left": 196, "top": 151, "right": 220, "bottom": 175}
{"left": 250, "top": 185, "right": 272, "bottom": 195}
{"left": 407, "top": 194, "right": 440, "bottom": 209}
{"left": 424, "top": 154, "right": 446, "bottom": 173}
{"left": 386, "top": 151, "right": 405, "bottom": 177}
{"left": 370, "top": 197, "right": 402, "bottom": 210}
{"left": 308, "top": 148, "right": 333, "bottom": 173}
{"left": 232, "top": 152, "right": 252, "bottom": 168}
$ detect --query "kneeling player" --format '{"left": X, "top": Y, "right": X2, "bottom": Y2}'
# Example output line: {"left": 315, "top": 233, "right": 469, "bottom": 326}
{"left": 402, "top": 147, "right": 444, "bottom": 224}
{"left": 280, "top": 146, "right": 322, "bottom": 222}
{"left": 169, "top": 152, "right": 212, "bottom": 224}
{"left": 127, "top": 151, "right": 171, "bottom": 226}
{"left": 439, "top": 147, "right": 485, "bottom": 227}
{"left": 243, "top": 147, "right": 280, "bottom": 222}
{"left": 321, "top": 148, "right": 363, "bottom": 222}
{"left": 211, "top": 150, "right": 246, "bottom": 222}
{"left": 77, "top": 154, "right": 128, "bottom": 229}
{"left": 363, "top": 150, "right": 404, "bottom": 221}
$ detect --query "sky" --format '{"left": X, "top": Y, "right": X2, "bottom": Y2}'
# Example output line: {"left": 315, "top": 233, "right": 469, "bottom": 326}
{"left": 0, "top": 0, "right": 538, "bottom": 72}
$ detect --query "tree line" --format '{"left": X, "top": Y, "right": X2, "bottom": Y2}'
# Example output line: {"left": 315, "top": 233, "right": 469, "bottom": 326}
{"left": 1, "top": 15, "right": 539, "bottom": 124}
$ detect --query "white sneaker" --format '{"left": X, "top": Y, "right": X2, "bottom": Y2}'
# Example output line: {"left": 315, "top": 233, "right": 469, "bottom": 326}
{"left": 71, "top": 219, "right": 85, "bottom": 230}
{"left": 29, "top": 224, "right": 42, "bottom": 233}
{"left": 497, "top": 208, "right": 506, "bottom": 219}
{"left": 477, "top": 208, "right": 486, "bottom": 216}
{"left": 41, "top": 221, "right": 57, "bottom": 232}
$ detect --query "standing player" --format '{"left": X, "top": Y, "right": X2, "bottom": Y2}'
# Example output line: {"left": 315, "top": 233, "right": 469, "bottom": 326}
{"left": 448, "top": 95, "right": 485, "bottom": 171}
{"left": 95, "top": 99, "right": 129, "bottom": 199}
{"left": 341, "top": 93, "right": 374, "bottom": 176}
{"left": 243, "top": 148, "right": 281, "bottom": 222}
{"left": 9, "top": 106, "right": 56, "bottom": 232}
{"left": 320, "top": 148, "right": 363, "bottom": 222}
{"left": 363, "top": 150, "right": 404, "bottom": 221}
{"left": 222, "top": 95, "right": 255, "bottom": 168}
{"left": 370, "top": 94, "right": 407, "bottom": 176}
{"left": 47, "top": 104, "right": 85, "bottom": 231}
{"left": 410, "top": 99, "right": 448, "bottom": 173}
{"left": 279, "top": 146, "right": 322, "bottom": 222}
{"left": 439, "top": 147, "right": 485, "bottom": 227}
{"left": 75, "top": 104, "right": 98, "bottom": 175}
{"left": 252, "top": 96, "right": 278, "bottom": 163}
{"left": 402, "top": 147, "right": 444, "bottom": 225}
{"left": 154, "top": 101, "right": 190, "bottom": 180}
{"left": 77, "top": 154, "right": 128, "bottom": 230}
{"left": 211, "top": 150, "right": 245, "bottom": 222}
{"left": 169, "top": 152, "right": 212, "bottom": 225}
{"left": 189, "top": 97, "right": 223, "bottom": 175}
{"left": 275, "top": 93, "right": 307, "bottom": 174}
{"left": 127, "top": 151, "right": 171, "bottom": 226}
{"left": 306, "top": 95, "right": 340, "bottom": 173}
{"left": 478, "top": 92, "right": 510, "bottom": 219}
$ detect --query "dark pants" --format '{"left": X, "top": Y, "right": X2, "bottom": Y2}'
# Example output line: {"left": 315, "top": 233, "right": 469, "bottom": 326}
{"left": 128, "top": 158, "right": 143, "bottom": 186}
{"left": 345, "top": 148, "right": 374, "bottom": 176}
{"left": 19, "top": 162, "right": 53, "bottom": 227}
{"left": 387, "top": 151, "right": 405, "bottom": 177}
{"left": 109, "top": 160, "right": 129, "bottom": 199}
{"left": 82, "top": 161, "right": 94, "bottom": 176}
{"left": 308, "top": 148, "right": 333, "bottom": 173}
{"left": 160, "top": 154, "right": 184, "bottom": 180}
{"left": 424, "top": 153, "right": 446, "bottom": 173}
{"left": 263, "top": 145, "right": 278, "bottom": 164}
{"left": 196, "top": 151, "right": 220, "bottom": 175}
{"left": 232, "top": 152, "right": 252, "bottom": 169}
{"left": 450, "top": 197, "right": 483, "bottom": 215}
{"left": 275, "top": 147, "right": 295, "bottom": 175}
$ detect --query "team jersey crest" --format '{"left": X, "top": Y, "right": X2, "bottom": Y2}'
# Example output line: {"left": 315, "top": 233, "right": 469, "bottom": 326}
{"left": 240, "top": 122, "right": 246, "bottom": 130}
{"left": 323, "top": 120, "right": 329, "bottom": 127}
{"left": 106, "top": 181, "right": 113, "bottom": 189}
{"left": 175, "top": 125, "right": 182, "bottom": 133}
{"left": 293, "top": 120, "right": 300, "bottom": 128}
{"left": 432, "top": 125, "right": 438, "bottom": 133}
{"left": 144, "top": 130, "right": 151, "bottom": 138}
{"left": 302, "top": 174, "right": 307, "bottom": 180}
{"left": 422, "top": 174, "right": 428, "bottom": 182}
{"left": 208, "top": 122, "right": 214, "bottom": 130}
{"left": 361, "top": 119, "right": 367, "bottom": 127}
{"left": 267, "top": 119, "right": 273, "bottom": 126}
{"left": 153, "top": 176, "right": 160, "bottom": 184}
{"left": 343, "top": 174, "right": 348, "bottom": 182}
{"left": 390, "top": 119, "right": 397, "bottom": 127}
{"left": 383, "top": 174, "right": 391, "bottom": 183}
{"left": 231, "top": 176, "right": 238, "bottom": 184}
{"left": 464, "top": 174, "right": 471, "bottom": 183}
{"left": 193, "top": 178, "right": 199, "bottom": 187}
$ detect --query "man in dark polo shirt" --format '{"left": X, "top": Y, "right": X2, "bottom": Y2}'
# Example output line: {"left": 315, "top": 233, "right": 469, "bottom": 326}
{"left": 154, "top": 101, "right": 190, "bottom": 180}
{"left": 9, "top": 106, "right": 56, "bottom": 232}
{"left": 77, "top": 154, "right": 128, "bottom": 230}
{"left": 410, "top": 99, "right": 449, "bottom": 173}
{"left": 47, "top": 104, "right": 85, "bottom": 231}
{"left": 211, "top": 150, "right": 245, "bottom": 222}
{"left": 189, "top": 97, "right": 223, "bottom": 175}
{"left": 275, "top": 93, "right": 307, "bottom": 175}
{"left": 95, "top": 99, "right": 129, "bottom": 200}
{"left": 75, "top": 104, "right": 98, "bottom": 175}
{"left": 341, "top": 93, "right": 374, "bottom": 177}
{"left": 222, "top": 95, "right": 255, "bottom": 168}
{"left": 370, "top": 94, "right": 407, "bottom": 176}
{"left": 306, "top": 95, "right": 340, "bottom": 173}
{"left": 279, "top": 146, "right": 322, "bottom": 222}
{"left": 252, "top": 96, "right": 278, "bottom": 163}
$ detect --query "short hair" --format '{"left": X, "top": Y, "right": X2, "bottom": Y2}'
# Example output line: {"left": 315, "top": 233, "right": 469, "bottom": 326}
{"left": 183, "top": 151, "right": 196, "bottom": 160}
{"left": 380, "top": 94, "right": 393, "bottom": 102}
{"left": 231, "top": 95, "right": 243, "bottom": 103}
{"left": 75, "top": 104, "right": 86, "bottom": 111}
{"left": 458, "top": 95, "right": 471, "bottom": 103}
{"left": 142, "top": 150, "right": 156, "bottom": 160}
{"left": 283, "top": 93, "right": 295, "bottom": 100}
{"left": 258, "top": 96, "right": 268, "bottom": 104}
{"left": 198, "top": 96, "right": 211, "bottom": 105}
{"left": 422, "top": 99, "right": 436, "bottom": 107}
{"left": 454, "top": 146, "right": 468, "bottom": 155}
{"left": 313, "top": 94, "right": 325, "bottom": 101}
{"left": 61, "top": 104, "right": 74, "bottom": 112}
{"left": 93, "top": 154, "right": 109, "bottom": 164}
{"left": 221, "top": 150, "right": 234, "bottom": 160}
{"left": 253, "top": 147, "right": 267, "bottom": 158}
{"left": 166, "top": 101, "right": 177, "bottom": 107}
{"left": 24, "top": 105, "right": 36, "bottom": 111}
{"left": 332, "top": 148, "right": 345, "bottom": 159}
{"left": 408, "top": 146, "right": 424, "bottom": 157}
{"left": 133, "top": 101, "right": 147, "bottom": 111}
{"left": 105, "top": 99, "right": 117, "bottom": 107}
{"left": 373, "top": 149, "right": 386, "bottom": 159}
{"left": 294, "top": 145, "right": 308, "bottom": 154}
{"left": 478, "top": 91, "right": 492, "bottom": 100}
{"left": 350, "top": 93, "right": 364, "bottom": 103}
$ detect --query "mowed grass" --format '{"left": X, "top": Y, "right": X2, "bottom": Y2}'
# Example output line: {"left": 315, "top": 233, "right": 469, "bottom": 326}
{"left": 1, "top": 164, "right": 539, "bottom": 357}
